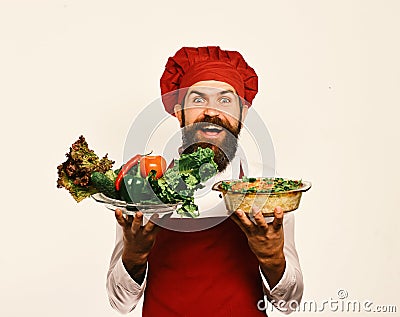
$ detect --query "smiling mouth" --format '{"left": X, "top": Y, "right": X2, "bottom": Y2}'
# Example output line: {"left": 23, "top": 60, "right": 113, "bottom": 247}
{"left": 198, "top": 124, "right": 224, "bottom": 138}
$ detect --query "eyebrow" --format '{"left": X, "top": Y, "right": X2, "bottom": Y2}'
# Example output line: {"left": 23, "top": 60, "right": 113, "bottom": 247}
{"left": 218, "top": 89, "right": 236, "bottom": 96}
{"left": 187, "top": 89, "right": 236, "bottom": 98}
{"left": 187, "top": 90, "right": 206, "bottom": 98}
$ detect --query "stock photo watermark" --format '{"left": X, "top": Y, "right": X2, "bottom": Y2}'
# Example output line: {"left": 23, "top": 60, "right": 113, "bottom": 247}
{"left": 257, "top": 289, "right": 397, "bottom": 314}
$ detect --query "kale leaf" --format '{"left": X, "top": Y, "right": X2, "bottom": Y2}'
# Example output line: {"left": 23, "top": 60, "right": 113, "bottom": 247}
{"left": 147, "top": 147, "right": 218, "bottom": 217}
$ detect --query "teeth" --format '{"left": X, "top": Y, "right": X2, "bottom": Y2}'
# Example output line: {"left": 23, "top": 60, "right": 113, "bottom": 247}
{"left": 203, "top": 125, "right": 222, "bottom": 131}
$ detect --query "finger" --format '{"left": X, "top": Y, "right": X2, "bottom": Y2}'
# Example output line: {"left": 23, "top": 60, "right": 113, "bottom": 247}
{"left": 253, "top": 209, "right": 268, "bottom": 231}
{"left": 131, "top": 211, "right": 143, "bottom": 234}
{"left": 234, "top": 209, "right": 255, "bottom": 232}
{"left": 272, "top": 206, "right": 284, "bottom": 231}
{"left": 230, "top": 213, "right": 249, "bottom": 234}
{"left": 143, "top": 214, "right": 160, "bottom": 235}
{"left": 115, "top": 209, "right": 126, "bottom": 227}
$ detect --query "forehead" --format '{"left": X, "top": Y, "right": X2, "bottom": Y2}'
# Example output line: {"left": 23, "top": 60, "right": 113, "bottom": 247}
{"left": 188, "top": 80, "right": 237, "bottom": 95}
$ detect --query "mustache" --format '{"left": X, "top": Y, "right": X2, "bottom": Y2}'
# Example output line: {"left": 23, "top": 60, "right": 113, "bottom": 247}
{"left": 189, "top": 115, "right": 239, "bottom": 137}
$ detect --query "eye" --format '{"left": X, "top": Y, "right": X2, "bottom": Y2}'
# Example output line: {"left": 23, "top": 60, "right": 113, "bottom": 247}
{"left": 219, "top": 97, "right": 231, "bottom": 103}
{"left": 193, "top": 97, "right": 205, "bottom": 103}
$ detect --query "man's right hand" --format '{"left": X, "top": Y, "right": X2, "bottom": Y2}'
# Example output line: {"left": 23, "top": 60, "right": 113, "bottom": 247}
{"left": 115, "top": 209, "right": 160, "bottom": 285}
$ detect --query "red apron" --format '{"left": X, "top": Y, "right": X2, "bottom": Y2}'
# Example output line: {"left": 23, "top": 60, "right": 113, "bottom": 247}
{"left": 143, "top": 165, "right": 266, "bottom": 316}
{"left": 144, "top": 218, "right": 266, "bottom": 317}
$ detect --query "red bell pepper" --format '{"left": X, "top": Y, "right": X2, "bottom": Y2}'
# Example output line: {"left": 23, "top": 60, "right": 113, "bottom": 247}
{"left": 114, "top": 154, "right": 141, "bottom": 191}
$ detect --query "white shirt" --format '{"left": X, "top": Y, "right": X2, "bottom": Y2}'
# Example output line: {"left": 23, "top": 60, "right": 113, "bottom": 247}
{"left": 106, "top": 155, "right": 304, "bottom": 315}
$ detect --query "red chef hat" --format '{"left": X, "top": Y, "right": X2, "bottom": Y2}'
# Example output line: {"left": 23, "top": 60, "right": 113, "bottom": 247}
{"left": 160, "top": 46, "right": 258, "bottom": 116}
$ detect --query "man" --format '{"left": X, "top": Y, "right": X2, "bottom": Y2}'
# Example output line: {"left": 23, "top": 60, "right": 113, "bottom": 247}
{"left": 107, "top": 46, "right": 303, "bottom": 316}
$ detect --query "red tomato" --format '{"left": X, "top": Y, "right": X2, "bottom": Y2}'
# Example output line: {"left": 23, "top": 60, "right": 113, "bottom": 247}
{"left": 140, "top": 155, "right": 167, "bottom": 179}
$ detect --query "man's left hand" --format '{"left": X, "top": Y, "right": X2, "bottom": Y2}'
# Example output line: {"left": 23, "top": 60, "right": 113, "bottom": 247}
{"left": 231, "top": 206, "right": 286, "bottom": 288}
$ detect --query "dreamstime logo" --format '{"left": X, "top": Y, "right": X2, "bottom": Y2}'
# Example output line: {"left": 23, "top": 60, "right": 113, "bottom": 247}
{"left": 337, "top": 289, "right": 348, "bottom": 300}
{"left": 257, "top": 289, "right": 397, "bottom": 314}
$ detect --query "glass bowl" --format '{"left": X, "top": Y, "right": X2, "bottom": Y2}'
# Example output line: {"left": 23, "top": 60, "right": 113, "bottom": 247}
{"left": 212, "top": 178, "right": 311, "bottom": 216}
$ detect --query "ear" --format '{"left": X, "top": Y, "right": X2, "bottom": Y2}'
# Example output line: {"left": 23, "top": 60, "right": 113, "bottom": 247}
{"left": 240, "top": 104, "right": 249, "bottom": 122}
{"left": 174, "top": 104, "right": 183, "bottom": 125}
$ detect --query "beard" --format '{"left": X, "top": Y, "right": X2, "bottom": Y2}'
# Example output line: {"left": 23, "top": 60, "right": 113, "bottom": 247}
{"left": 181, "top": 115, "right": 241, "bottom": 172}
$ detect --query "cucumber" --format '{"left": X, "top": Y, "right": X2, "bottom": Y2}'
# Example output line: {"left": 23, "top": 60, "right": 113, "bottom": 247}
{"left": 91, "top": 172, "right": 119, "bottom": 199}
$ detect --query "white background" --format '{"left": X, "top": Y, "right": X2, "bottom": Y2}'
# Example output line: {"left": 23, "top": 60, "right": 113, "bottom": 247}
{"left": 1, "top": 0, "right": 399, "bottom": 316}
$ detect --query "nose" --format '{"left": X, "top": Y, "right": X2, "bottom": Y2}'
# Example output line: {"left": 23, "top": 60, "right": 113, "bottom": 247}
{"left": 203, "top": 105, "right": 220, "bottom": 117}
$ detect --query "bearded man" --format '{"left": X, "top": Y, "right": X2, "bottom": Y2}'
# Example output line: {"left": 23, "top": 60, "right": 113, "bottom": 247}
{"left": 106, "top": 46, "right": 303, "bottom": 316}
